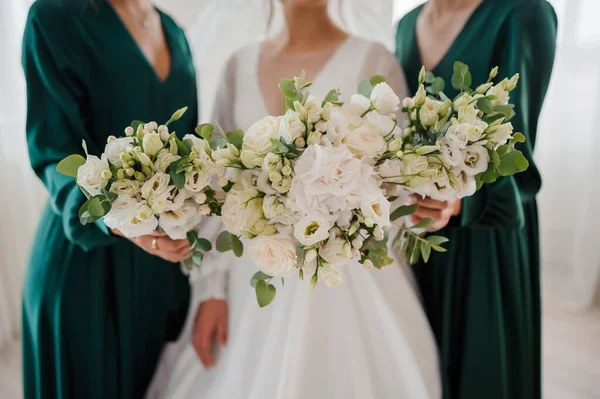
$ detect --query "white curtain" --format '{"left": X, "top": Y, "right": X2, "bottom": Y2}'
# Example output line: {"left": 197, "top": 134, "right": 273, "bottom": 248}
{"left": 0, "top": 0, "right": 42, "bottom": 350}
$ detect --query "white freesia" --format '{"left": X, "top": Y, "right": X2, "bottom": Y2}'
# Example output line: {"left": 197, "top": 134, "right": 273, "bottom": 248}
{"left": 294, "top": 211, "right": 333, "bottom": 246}
{"left": 370, "top": 82, "right": 400, "bottom": 114}
{"left": 159, "top": 199, "right": 203, "bottom": 239}
{"left": 142, "top": 132, "right": 163, "bottom": 156}
{"left": 460, "top": 144, "right": 490, "bottom": 176}
{"left": 76, "top": 155, "right": 109, "bottom": 196}
{"left": 248, "top": 235, "right": 297, "bottom": 277}
{"left": 109, "top": 179, "right": 140, "bottom": 197}
{"left": 360, "top": 191, "right": 391, "bottom": 228}
{"left": 105, "top": 137, "right": 133, "bottom": 168}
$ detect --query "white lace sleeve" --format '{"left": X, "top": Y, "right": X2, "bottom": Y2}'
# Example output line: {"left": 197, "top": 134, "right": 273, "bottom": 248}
{"left": 189, "top": 53, "right": 239, "bottom": 304}
{"left": 359, "top": 42, "right": 410, "bottom": 125}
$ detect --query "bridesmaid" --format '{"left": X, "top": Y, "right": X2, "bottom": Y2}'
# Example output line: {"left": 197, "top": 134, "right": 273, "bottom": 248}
{"left": 21, "top": 0, "right": 197, "bottom": 397}
{"left": 395, "top": 0, "right": 557, "bottom": 398}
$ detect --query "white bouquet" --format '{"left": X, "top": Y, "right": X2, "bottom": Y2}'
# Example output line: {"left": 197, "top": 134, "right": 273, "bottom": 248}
{"left": 57, "top": 108, "right": 227, "bottom": 273}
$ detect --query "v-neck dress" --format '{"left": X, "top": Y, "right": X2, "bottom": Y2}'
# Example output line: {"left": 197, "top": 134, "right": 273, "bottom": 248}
{"left": 147, "top": 37, "right": 441, "bottom": 399}
{"left": 395, "top": 1, "right": 557, "bottom": 398}
{"left": 21, "top": 1, "right": 198, "bottom": 398}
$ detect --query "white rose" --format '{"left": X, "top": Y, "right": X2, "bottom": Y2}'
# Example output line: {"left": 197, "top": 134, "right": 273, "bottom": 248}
{"left": 240, "top": 150, "right": 263, "bottom": 169}
{"left": 360, "top": 191, "right": 391, "bottom": 228}
{"left": 347, "top": 94, "right": 372, "bottom": 116}
{"left": 343, "top": 123, "right": 387, "bottom": 160}
{"left": 294, "top": 211, "right": 333, "bottom": 246}
{"left": 118, "top": 202, "right": 158, "bottom": 238}
{"left": 77, "top": 155, "right": 109, "bottom": 196}
{"left": 242, "top": 116, "right": 282, "bottom": 156}
{"left": 105, "top": 137, "right": 133, "bottom": 168}
{"left": 109, "top": 179, "right": 140, "bottom": 197}
{"left": 370, "top": 82, "right": 400, "bottom": 114}
{"left": 320, "top": 230, "right": 352, "bottom": 268}
{"left": 487, "top": 122, "right": 513, "bottom": 144}
{"left": 403, "top": 153, "right": 429, "bottom": 174}
{"left": 364, "top": 111, "right": 398, "bottom": 136}
{"left": 212, "top": 145, "right": 240, "bottom": 167}
{"left": 439, "top": 137, "right": 465, "bottom": 168}
{"left": 221, "top": 187, "right": 245, "bottom": 234}
{"left": 279, "top": 109, "right": 306, "bottom": 141}
{"left": 486, "top": 84, "right": 509, "bottom": 106}
{"left": 222, "top": 187, "right": 265, "bottom": 236}
{"left": 184, "top": 170, "right": 211, "bottom": 193}
{"left": 459, "top": 144, "right": 490, "bottom": 176}
{"left": 419, "top": 97, "right": 442, "bottom": 127}
{"left": 321, "top": 102, "right": 334, "bottom": 121}
{"left": 325, "top": 112, "right": 351, "bottom": 147}
{"left": 445, "top": 123, "right": 473, "bottom": 148}
{"left": 457, "top": 103, "right": 479, "bottom": 124}
{"left": 318, "top": 263, "right": 343, "bottom": 287}
{"left": 103, "top": 195, "right": 138, "bottom": 231}
{"left": 143, "top": 132, "right": 164, "bottom": 156}
{"left": 159, "top": 199, "right": 203, "bottom": 239}
{"left": 304, "top": 95, "right": 323, "bottom": 123}
{"left": 154, "top": 149, "right": 181, "bottom": 173}
{"left": 248, "top": 235, "right": 297, "bottom": 277}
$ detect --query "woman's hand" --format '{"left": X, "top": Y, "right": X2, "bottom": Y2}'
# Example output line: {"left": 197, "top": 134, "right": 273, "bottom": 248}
{"left": 192, "top": 299, "right": 228, "bottom": 368}
{"left": 412, "top": 197, "right": 462, "bottom": 231}
{"left": 110, "top": 228, "right": 191, "bottom": 263}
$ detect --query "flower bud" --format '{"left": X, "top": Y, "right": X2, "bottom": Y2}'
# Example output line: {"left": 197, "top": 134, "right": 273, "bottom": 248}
{"left": 363, "top": 259, "right": 374, "bottom": 270}
{"left": 403, "top": 127, "right": 412, "bottom": 136}
{"left": 504, "top": 73, "right": 519, "bottom": 91}
{"left": 475, "top": 82, "right": 494, "bottom": 95}
{"left": 124, "top": 127, "right": 134, "bottom": 136}
{"left": 217, "top": 177, "right": 229, "bottom": 187}
{"left": 269, "top": 171, "right": 283, "bottom": 183}
{"left": 133, "top": 146, "right": 142, "bottom": 153}
{"left": 125, "top": 168, "right": 135, "bottom": 177}
{"left": 373, "top": 226, "right": 385, "bottom": 241}
{"left": 134, "top": 171, "right": 146, "bottom": 182}
{"left": 489, "top": 66, "right": 499, "bottom": 80}
{"left": 158, "top": 125, "right": 168, "bottom": 134}
{"left": 141, "top": 165, "right": 153, "bottom": 177}
{"left": 128, "top": 160, "right": 136, "bottom": 167}
{"left": 310, "top": 273, "right": 318, "bottom": 290}
{"left": 160, "top": 130, "right": 170, "bottom": 142}
{"left": 388, "top": 139, "right": 402, "bottom": 152}
{"left": 304, "top": 249, "right": 317, "bottom": 264}
{"left": 125, "top": 145, "right": 133, "bottom": 153}
{"left": 307, "top": 130, "right": 321, "bottom": 145}
{"left": 281, "top": 165, "right": 292, "bottom": 176}
{"left": 315, "top": 121, "right": 327, "bottom": 132}
{"left": 263, "top": 224, "right": 278, "bottom": 235}
{"left": 396, "top": 150, "right": 404, "bottom": 158}
{"left": 199, "top": 204, "right": 211, "bottom": 215}
{"left": 137, "top": 152, "right": 152, "bottom": 166}
{"left": 101, "top": 170, "right": 112, "bottom": 180}
{"left": 364, "top": 217, "right": 374, "bottom": 228}
{"left": 402, "top": 97, "right": 415, "bottom": 109}
{"left": 195, "top": 192, "right": 207, "bottom": 204}
{"left": 117, "top": 169, "right": 126, "bottom": 180}
{"left": 415, "top": 145, "right": 440, "bottom": 155}
{"left": 351, "top": 238, "right": 363, "bottom": 249}
{"left": 414, "top": 85, "right": 426, "bottom": 107}
{"left": 107, "top": 135, "right": 117, "bottom": 143}
{"left": 321, "top": 102, "right": 333, "bottom": 121}
{"left": 390, "top": 113, "right": 397, "bottom": 122}
{"left": 410, "top": 110, "right": 417, "bottom": 120}
{"left": 418, "top": 66, "right": 426, "bottom": 85}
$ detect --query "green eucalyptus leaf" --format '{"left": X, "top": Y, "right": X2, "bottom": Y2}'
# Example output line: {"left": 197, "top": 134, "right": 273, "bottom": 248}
{"left": 226, "top": 129, "right": 244, "bottom": 150}
{"left": 209, "top": 136, "right": 227, "bottom": 151}
{"left": 250, "top": 271, "right": 273, "bottom": 288}
{"left": 216, "top": 231, "right": 232, "bottom": 252}
{"left": 322, "top": 89, "right": 340, "bottom": 107}
{"left": 255, "top": 280, "right": 276, "bottom": 308}
{"left": 430, "top": 77, "right": 445, "bottom": 94}
{"left": 477, "top": 97, "right": 494, "bottom": 113}
{"left": 279, "top": 78, "right": 297, "bottom": 100}
{"left": 176, "top": 138, "right": 191, "bottom": 156}
{"left": 370, "top": 75, "right": 387, "bottom": 86}
{"left": 358, "top": 79, "right": 372, "bottom": 98}
{"left": 195, "top": 123, "right": 214, "bottom": 140}
{"left": 131, "top": 120, "right": 145, "bottom": 131}
{"left": 424, "top": 72, "right": 435, "bottom": 84}
{"left": 498, "top": 150, "right": 529, "bottom": 176}
{"left": 231, "top": 234, "right": 244, "bottom": 257}
{"left": 479, "top": 167, "right": 499, "bottom": 183}
{"left": 512, "top": 132, "right": 526, "bottom": 143}
{"left": 390, "top": 204, "right": 419, "bottom": 221}
{"left": 57, "top": 154, "right": 86, "bottom": 178}
{"left": 88, "top": 196, "right": 110, "bottom": 218}
{"left": 270, "top": 137, "right": 290, "bottom": 154}
{"left": 187, "top": 230, "right": 198, "bottom": 249}
{"left": 192, "top": 251, "right": 203, "bottom": 265}
{"left": 196, "top": 238, "right": 212, "bottom": 252}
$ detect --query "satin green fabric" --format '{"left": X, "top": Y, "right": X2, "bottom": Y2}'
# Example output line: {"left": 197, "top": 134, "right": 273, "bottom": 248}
{"left": 21, "top": 1, "right": 197, "bottom": 397}
{"left": 395, "top": 1, "right": 557, "bottom": 398}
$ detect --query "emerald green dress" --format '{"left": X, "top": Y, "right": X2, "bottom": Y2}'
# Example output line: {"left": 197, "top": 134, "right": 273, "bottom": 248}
{"left": 395, "top": 1, "right": 557, "bottom": 398}
{"left": 21, "top": 1, "right": 197, "bottom": 397}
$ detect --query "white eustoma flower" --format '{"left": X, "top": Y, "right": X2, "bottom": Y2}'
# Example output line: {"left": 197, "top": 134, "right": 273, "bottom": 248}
{"left": 370, "top": 82, "right": 400, "bottom": 114}
{"left": 159, "top": 199, "right": 203, "bottom": 239}
{"left": 347, "top": 94, "right": 372, "bottom": 116}
{"left": 360, "top": 191, "right": 391, "bottom": 228}
{"left": 279, "top": 109, "right": 306, "bottom": 141}
{"left": 318, "top": 263, "right": 343, "bottom": 287}
{"left": 248, "top": 234, "right": 297, "bottom": 277}
{"left": 486, "top": 84, "right": 510, "bottom": 106}
{"left": 364, "top": 111, "right": 398, "bottom": 136}
{"left": 460, "top": 144, "right": 490, "bottom": 176}
{"left": 105, "top": 137, "right": 133, "bottom": 168}
{"left": 419, "top": 97, "right": 442, "bottom": 127}
{"left": 377, "top": 159, "right": 408, "bottom": 185}
{"left": 118, "top": 202, "right": 158, "bottom": 237}
{"left": 154, "top": 149, "right": 180, "bottom": 173}
{"left": 143, "top": 132, "right": 164, "bottom": 156}
{"left": 454, "top": 171, "right": 477, "bottom": 198}
{"left": 320, "top": 230, "right": 353, "bottom": 268}
{"left": 222, "top": 187, "right": 265, "bottom": 237}
{"left": 294, "top": 211, "right": 333, "bottom": 246}
{"left": 109, "top": 179, "right": 140, "bottom": 197}
{"left": 439, "top": 137, "right": 465, "bottom": 168}
{"left": 140, "top": 172, "right": 173, "bottom": 213}
{"left": 184, "top": 170, "right": 211, "bottom": 193}
{"left": 77, "top": 155, "right": 110, "bottom": 196}
{"left": 304, "top": 95, "right": 323, "bottom": 123}
{"left": 445, "top": 123, "right": 473, "bottom": 148}
{"left": 103, "top": 195, "right": 138, "bottom": 231}
{"left": 487, "top": 122, "right": 513, "bottom": 144}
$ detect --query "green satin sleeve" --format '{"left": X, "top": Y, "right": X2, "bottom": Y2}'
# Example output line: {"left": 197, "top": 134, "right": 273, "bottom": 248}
{"left": 22, "top": 6, "right": 119, "bottom": 251}
{"left": 457, "top": 1, "right": 557, "bottom": 229}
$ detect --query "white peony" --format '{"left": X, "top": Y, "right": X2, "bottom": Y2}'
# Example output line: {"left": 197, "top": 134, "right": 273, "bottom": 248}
{"left": 109, "top": 179, "right": 140, "bottom": 197}
{"left": 370, "top": 82, "right": 400, "bottom": 114}
{"left": 105, "top": 137, "right": 133, "bottom": 168}
{"left": 77, "top": 155, "right": 110, "bottom": 196}
{"left": 360, "top": 191, "right": 391, "bottom": 228}
{"left": 318, "top": 263, "right": 343, "bottom": 287}
{"left": 159, "top": 199, "right": 203, "bottom": 239}
{"left": 343, "top": 123, "right": 387, "bottom": 161}
{"left": 347, "top": 94, "right": 371, "bottom": 116}
{"left": 142, "top": 132, "right": 164, "bottom": 156}
{"left": 460, "top": 144, "right": 490, "bottom": 176}
{"left": 294, "top": 211, "right": 333, "bottom": 246}
{"left": 154, "top": 149, "right": 180, "bottom": 173}
{"left": 248, "top": 234, "right": 297, "bottom": 277}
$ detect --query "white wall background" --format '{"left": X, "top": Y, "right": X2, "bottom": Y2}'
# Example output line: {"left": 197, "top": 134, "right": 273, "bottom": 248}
{"left": 1, "top": 0, "right": 599, "bottom": 350}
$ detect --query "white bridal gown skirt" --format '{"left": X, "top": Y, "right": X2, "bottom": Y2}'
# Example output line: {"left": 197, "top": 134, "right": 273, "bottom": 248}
{"left": 149, "top": 249, "right": 441, "bottom": 399}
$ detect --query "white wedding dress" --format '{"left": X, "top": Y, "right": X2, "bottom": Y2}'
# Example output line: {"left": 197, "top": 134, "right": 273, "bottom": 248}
{"left": 147, "top": 36, "right": 441, "bottom": 399}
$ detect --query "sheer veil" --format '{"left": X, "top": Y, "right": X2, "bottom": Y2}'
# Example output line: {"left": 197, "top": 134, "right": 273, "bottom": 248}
{"left": 186, "top": 0, "right": 395, "bottom": 120}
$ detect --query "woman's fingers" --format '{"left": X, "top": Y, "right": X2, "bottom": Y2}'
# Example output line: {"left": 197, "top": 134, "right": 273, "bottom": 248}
{"left": 157, "top": 237, "right": 189, "bottom": 252}
{"left": 416, "top": 197, "right": 449, "bottom": 210}
{"left": 193, "top": 324, "right": 215, "bottom": 368}
{"left": 413, "top": 206, "right": 444, "bottom": 221}
{"left": 216, "top": 314, "right": 228, "bottom": 348}
{"left": 149, "top": 230, "right": 169, "bottom": 237}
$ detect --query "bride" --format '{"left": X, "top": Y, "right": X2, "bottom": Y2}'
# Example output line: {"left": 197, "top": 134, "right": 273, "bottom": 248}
{"left": 149, "top": 1, "right": 454, "bottom": 398}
